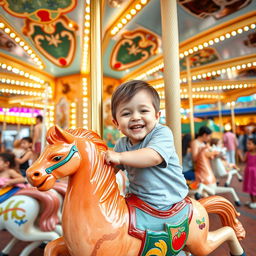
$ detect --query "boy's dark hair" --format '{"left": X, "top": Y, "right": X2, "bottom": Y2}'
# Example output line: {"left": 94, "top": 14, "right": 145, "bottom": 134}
{"left": 0, "top": 152, "right": 16, "bottom": 168}
{"left": 36, "top": 115, "right": 43, "bottom": 122}
{"left": 210, "top": 138, "right": 219, "bottom": 146}
{"left": 111, "top": 80, "right": 160, "bottom": 120}
{"left": 198, "top": 126, "right": 212, "bottom": 137}
{"left": 21, "top": 137, "right": 33, "bottom": 143}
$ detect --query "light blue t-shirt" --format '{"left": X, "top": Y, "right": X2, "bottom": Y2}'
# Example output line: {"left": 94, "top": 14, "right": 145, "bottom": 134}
{"left": 114, "top": 123, "right": 188, "bottom": 210}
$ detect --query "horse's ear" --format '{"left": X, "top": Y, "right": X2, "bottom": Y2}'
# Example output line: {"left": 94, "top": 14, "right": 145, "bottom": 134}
{"left": 54, "top": 125, "right": 74, "bottom": 144}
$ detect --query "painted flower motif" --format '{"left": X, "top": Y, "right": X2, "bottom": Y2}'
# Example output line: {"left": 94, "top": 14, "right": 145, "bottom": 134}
{"left": 145, "top": 239, "right": 167, "bottom": 256}
{"left": 45, "top": 34, "right": 62, "bottom": 47}
{"left": 196, "top": 217, "right": 206, "bottom": 229}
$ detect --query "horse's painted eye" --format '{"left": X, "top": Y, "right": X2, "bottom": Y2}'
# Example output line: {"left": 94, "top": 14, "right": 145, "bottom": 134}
{"left": 53, "top": 156, "right": 62, "bottom": 162}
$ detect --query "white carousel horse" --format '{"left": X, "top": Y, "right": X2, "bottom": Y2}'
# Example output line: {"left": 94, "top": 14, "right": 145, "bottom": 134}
{"left": 210, "top": 146, "right": 243, "bottom": 186}
{"left": 190, "top": 146, "right": 241, "bottom": 206}
{"left": 0, "top": 187, "right": 61, "bottom": 256}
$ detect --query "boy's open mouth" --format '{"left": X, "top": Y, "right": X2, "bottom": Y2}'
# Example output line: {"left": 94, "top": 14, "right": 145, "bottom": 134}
{"left": 129, "top": 124, "right": 145, "bottom": 130}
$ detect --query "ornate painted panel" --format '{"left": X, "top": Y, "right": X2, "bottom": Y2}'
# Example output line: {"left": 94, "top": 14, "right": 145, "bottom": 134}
{"left": 111, "top": 29, "right": 159, "bottom": 71}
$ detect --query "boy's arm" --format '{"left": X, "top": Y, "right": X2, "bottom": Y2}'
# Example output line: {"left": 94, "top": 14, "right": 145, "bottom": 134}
{"left": 105, "top": 148, "right": 163, "bottom": 168}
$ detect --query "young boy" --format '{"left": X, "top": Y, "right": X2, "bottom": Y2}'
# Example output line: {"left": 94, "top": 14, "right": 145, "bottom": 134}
{"left": 105, "top": 80, "right": 188, "bottom": 210}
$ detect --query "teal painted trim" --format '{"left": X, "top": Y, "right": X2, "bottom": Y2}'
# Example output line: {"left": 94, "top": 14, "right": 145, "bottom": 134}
{"left": 45, "top": 145, "right": 78, "bottom": 174}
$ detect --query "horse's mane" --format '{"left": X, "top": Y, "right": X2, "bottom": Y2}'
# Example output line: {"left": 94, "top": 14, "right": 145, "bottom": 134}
{"left": 47, "top": 127, "right": 126, "bottom": 225}
{"left": 16, "top": 187, "right": 60, "bottom": 231}
{"left": 47, "top": 127, "right": 108, "bottom": 151}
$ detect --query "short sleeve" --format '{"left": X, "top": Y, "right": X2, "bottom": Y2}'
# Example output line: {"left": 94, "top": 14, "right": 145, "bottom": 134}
{"left": 146, "top": 126, "right": 176, "bottom": 168}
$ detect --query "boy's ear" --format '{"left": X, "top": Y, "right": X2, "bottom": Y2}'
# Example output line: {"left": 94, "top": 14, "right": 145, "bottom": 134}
{"left": 156, "top": 111, "right": 161, "bottom": 121}
{"left": 112, "top": 119, "right": 119, "bottom": 129}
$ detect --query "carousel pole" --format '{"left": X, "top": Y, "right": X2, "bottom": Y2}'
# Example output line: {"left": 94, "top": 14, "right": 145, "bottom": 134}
{"left": 90, "top": 0, "right": 103, "bottom": 137}
{"left": 160, "top": 0, "right": 182, "bottom": 162}
{"left": 41, "top": 86, "right": 49, "bottom": 152}
{"left": 2, "top": 108, "right": 7, "bottom": 132}
{"left": 230, "top": 101, "right": 236, "bottom": 134}
{"left": 30, "top": 101, "right": 35, "bottom": 137}
{"left": 217, "top": 90, "right": 223, "bottom": 133}
{"left": 17, "top": 107, "right": 21, "bottom": 137}
{"left": 186, "top": 56, "right": 195, "bottom": 140}
{"left": 1, "top": 108, "right": 7, "bottom": 151}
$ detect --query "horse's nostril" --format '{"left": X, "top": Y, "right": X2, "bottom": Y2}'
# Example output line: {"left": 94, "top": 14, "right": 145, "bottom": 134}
{"left": 33, "top": 172, "right": 40, "bottom": 177}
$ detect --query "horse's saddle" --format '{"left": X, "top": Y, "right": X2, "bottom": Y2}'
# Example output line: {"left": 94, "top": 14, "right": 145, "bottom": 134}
{"left": 126, "top": 194, "right": 193, "bottom": 256}
{"left": 0, "top": 186, "right": 21, "bottom": 203}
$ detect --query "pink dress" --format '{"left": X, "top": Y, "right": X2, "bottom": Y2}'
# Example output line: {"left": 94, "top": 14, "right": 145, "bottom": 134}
{"left": 243, "top": 153, "right": 256, "bottom": 196}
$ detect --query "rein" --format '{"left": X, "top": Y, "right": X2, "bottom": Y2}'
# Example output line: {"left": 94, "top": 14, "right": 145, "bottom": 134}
{"left": 45, "top": 145, "right": 78, "bottom": 174}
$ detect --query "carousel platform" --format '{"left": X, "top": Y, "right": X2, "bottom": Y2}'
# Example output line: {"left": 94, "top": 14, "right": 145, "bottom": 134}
{"left": 0, "top": 164, "right": 255, "bottom": 256}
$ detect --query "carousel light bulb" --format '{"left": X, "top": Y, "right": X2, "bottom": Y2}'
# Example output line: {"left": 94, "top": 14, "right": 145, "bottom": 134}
{"left": 4, "top": 27, "right": 10, "bottom": 33}
{"left": 130, "top": 9, "right": 136, "bottom": 15}
{"left": 135, "top": 4, "right": 141, "bottom": 10}
{"left": 220, "top": 35, "right": 225, "bottom": 41}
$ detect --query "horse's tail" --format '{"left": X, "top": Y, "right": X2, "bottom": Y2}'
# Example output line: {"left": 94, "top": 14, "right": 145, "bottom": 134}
{"left": 199, "top": 195, "right": 245, "bottom": 240}
{"left": 16, "top": 187, "right": 60, "bottom": 232}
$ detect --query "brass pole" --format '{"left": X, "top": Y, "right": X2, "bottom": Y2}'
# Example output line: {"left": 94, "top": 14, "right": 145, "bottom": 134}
{"left": 231, "top": 102, "right": 236, "bottom": 134}
{"left": 160, "top": 0, "right": 182, "bottom": 162}
{"left": 90, "top": 0, "right": 103, "bottom": 137}
{"left": 217, "top": 90, "right": 223, "bottom": 133}
{"left": 186, "top": 56, "right": 195, "bottom": 140}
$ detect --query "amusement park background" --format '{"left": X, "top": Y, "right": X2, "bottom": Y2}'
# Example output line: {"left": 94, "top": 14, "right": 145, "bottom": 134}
{"left": 0, "top": 0, "right": 256, "bottom": 255}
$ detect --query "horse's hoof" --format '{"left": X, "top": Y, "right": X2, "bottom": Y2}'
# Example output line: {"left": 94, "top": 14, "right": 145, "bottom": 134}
{"left": 235, "top": 201, "right": 241, "bottom": 207}
{"left": 224, "top": 183, "right": 229, "bottom": 187}
{"left": 230, "top": 250, "right": 246, "bottom": 256}
{"left": 39, "top": 242, "right": 47, "bottom": 249}
{"left": 194, "top": 192, "right": 202, "bottom": 200}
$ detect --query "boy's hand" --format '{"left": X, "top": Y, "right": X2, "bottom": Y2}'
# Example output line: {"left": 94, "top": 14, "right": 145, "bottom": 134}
{"left": 105, "top": 150, "right": 122, "bottom": 165}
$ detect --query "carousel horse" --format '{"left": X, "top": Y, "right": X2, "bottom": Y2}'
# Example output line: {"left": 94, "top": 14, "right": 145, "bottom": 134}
{"left": 0, "top": 187, "right": 61, "bottom": 256}
{"left": 26, "top": 126, "right": 246, "bottom": 256}
{"left": 210, "top": 150, "right": 243, "bottom": 187}
{"left": 192, "top": 146, "right": 241, "bottom": 205}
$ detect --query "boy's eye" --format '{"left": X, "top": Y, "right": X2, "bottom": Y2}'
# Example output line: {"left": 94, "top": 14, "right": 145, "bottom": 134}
{"left": 121, "top": 112, "right": 130, "bottom": 116}
{"left": 141, "top": 109, "right": 149, "bottom": 113}
{"left": 52, "top": 156, "right": 62, "bottom": 162}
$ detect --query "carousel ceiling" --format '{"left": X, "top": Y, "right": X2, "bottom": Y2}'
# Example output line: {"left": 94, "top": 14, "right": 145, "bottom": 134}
{"left": 0, "top": 0, "right": 255, "bottom": 107}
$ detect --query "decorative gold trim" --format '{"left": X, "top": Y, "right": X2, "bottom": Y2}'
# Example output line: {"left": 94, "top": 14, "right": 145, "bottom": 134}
{"left": 0, "top": 15, "right": 45, "bottom": 68}
{"left": 123, "top": 12, "right": 256, "bottom": 81}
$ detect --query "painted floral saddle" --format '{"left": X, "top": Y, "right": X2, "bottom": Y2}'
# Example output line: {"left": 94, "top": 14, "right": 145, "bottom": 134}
{"left": 125, "top": 194, "right": 193, "bottom": 256}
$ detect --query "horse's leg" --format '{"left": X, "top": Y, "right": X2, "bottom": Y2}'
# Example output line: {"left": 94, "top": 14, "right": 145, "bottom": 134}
{"left": 1, "top": 237, "right": 18, "bottom": 255}
{"left": 185, "top": 198, "right": 244, "bottom": 256}
{"left": 235, "top": 170, "right": 243, "bottom": 182}
{"left": 214, "top": 185, "right": 241, "bottom": 205}
{"left": 225, "top": 170, "right": 237, "bottom": 186}
{"left": 19, "top": 241, "right": 41, "bottom": 256}
{"left": 207, "top": 227, "right": 244, "bottom": 255}
{"left": 54, "top": 224, "right": 63, "bottom": 236}
{"left": 44, "top": 237, "right": 70, "bottom": 256}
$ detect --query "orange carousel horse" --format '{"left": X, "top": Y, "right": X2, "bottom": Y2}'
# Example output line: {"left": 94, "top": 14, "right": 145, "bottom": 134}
{"left": 26, "top": 126, "right": 246, "bottom": 256}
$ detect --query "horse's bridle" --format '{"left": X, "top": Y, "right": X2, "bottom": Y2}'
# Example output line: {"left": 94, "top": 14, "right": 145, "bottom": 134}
{"left": 45, "top": 145, "right": 78, "bottom": 174}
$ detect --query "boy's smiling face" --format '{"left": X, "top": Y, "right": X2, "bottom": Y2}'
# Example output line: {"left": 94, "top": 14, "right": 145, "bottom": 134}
{"left": 113, "top": 89, "right": 160, "bottom": 145}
